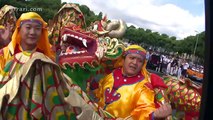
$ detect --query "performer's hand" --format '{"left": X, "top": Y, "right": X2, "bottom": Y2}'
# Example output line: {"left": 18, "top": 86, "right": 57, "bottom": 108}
{"left": 153, "top": 103, "right": 172, "bottom": 119}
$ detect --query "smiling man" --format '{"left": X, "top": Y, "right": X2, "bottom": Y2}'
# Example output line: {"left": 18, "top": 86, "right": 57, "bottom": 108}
{"left": 0, "top": 12, "right": 55, "bottom": 72}
{"left": 93, "top": 44, "right": 172, "bottom": 120}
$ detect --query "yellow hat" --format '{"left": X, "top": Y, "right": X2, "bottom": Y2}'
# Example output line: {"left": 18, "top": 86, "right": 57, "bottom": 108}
{"left": 125, "top": 44, "right": 146, "bottom": 52}
{"left": 114, "top": 44, "right": 149, "bottom": 77}
{"left": 124, "top": 45, "right": 146, "bottom": 57}
{"left": 8, "top": 12, "right": 54, "bottom": 60}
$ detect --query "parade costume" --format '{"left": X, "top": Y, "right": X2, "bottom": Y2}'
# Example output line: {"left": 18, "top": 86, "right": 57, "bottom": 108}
{"left": 93, "top": 45, "right": 168, "bottom": 120}
{"left": 94, "top": 68, "right": 156, "bottom": 119}
{"left": 0, "top": 12, "right": 103, "bottom": 120}
{"left": 0, "top": 12, "right": 54, "bottom": 72}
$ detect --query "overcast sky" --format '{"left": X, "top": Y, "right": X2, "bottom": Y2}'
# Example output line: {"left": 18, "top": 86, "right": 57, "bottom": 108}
{"left": 61, "top": 0, "right": 205, "bottom": 40}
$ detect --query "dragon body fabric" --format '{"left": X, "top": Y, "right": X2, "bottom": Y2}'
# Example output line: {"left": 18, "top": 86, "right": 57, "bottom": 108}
{"left": 0, "top": 5, "right": 16, "bottom": 29}
{"left": 0, "top": 3, "right": 202, "bottom": 120}
{"left": 163, "top": 76, "right": 201, "bottom": 119}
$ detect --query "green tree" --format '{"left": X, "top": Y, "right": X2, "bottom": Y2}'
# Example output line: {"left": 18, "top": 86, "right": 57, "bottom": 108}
{"left": 79, "top": 5, "right": 101, "bottom": 27}
{"left": 1, "top": 0, "right": 62, "bottom": 22}
{"left": 170, "top": 36, "right": 176, "bottom": 41}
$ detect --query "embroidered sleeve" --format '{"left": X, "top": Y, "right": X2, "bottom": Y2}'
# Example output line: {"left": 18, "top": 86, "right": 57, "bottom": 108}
{"left": 130, "top": 83, "right": 156, "bottom": 120}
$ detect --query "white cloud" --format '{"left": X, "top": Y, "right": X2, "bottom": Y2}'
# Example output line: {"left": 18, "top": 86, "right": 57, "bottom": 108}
{"left": 62, "top": 0, "right": 205, "bottom": 39}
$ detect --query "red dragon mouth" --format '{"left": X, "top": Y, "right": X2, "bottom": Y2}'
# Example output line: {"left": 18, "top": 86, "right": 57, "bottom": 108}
{"left": 58, "top": 27, "right": 99, "bottom": 67}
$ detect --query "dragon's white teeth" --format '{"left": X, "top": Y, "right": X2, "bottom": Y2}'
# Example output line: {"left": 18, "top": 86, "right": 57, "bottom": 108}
{"left": 82, "top": 39, "right": 87, "bottom": 47}
{"left": 74, "top": 36, "right": 78, "bottom": 39}
{"left": 63, "top": 34, "right": 67, "bottom": 41}
{"left": 62, "top": 34, "right": 88, "bottom": 47}
{"left": 81, "top": 51, "right": 86, "bottom": 53}
{"left": 60, "top": 50, "right": 87, "bottom": 56}
{"left": 60, "top": 40, "right": 63, "bottom": 46}
{"left": 93, "top": 24, "right": 98, "bottom": 30}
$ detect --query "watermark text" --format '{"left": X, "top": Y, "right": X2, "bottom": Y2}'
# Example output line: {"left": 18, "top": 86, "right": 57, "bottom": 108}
{"left": 15, "top": 7, "right": 42, "bottom": 12}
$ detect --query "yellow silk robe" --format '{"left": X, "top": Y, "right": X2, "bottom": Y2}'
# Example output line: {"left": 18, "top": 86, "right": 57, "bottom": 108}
{"left": 94, "top": 68, "right": 156, "bottom": 120}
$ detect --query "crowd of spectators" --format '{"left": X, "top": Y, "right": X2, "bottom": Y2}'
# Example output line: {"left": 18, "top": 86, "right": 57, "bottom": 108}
{"left": 146, "top": 49, "right": 204, "bottom": 82}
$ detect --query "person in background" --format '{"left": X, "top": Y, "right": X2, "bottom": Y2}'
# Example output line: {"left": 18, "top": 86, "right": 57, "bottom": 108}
{"left": 177, "top": 58, "right": 183, "bottom": 79}
{"left": 170, "top": 57, "right": 178, "bottom": 76}
{"left": 181, "top": 60, "right": 189, "bottom": 78}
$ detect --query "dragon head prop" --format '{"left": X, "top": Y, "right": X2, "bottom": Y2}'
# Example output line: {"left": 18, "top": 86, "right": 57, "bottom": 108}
{"left": 50, "top": 3, "right": 105, "bottom": 68}
{"left": 0, "top": 5, "right": 17, "bottom": 48}
{"left": 49, "top": 3, "right": 127, "bottom": 90}
{"left": 59, "top": 26, "right": 101, "bottom": 67}
{"left": 0, "top": 5, "right": 17, "bottom": 30}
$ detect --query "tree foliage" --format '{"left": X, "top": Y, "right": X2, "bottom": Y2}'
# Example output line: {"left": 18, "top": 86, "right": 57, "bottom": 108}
{"left": 124, "top": 25, "right": 205, "bottom": 60}
{"left": 0, "top": 0, "right": 62, "bottom": 22}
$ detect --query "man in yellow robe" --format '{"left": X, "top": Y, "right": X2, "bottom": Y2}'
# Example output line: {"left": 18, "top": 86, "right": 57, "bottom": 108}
{"left": 93, "top": 45, "right": 172, "bottom": 120}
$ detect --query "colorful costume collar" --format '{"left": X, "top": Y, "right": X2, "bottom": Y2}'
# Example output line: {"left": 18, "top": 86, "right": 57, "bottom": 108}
{"left": 113, "top": 68, "right": 145, "bottom": 89}
{"left": 14, "top": 44, "right": 43, "bottom": 55}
